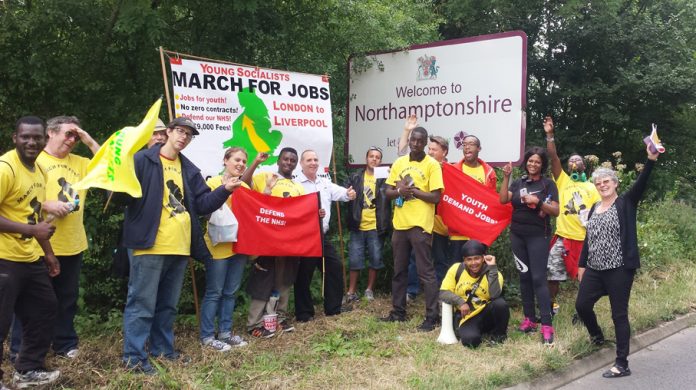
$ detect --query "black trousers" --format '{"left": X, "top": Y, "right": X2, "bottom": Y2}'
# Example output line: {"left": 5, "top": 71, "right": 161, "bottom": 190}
{"left": 510, "top": 232, "right": 553, "bottom": 325}
{"left": 11, "top": 253, "right": 82, "bottom": 356}
{"left": 294, "top": 241, "right": 344, "bottom": 321}
{"left": 458, "top": 298, "right": 510, "bottom": 348}
{"left": 0, "top": 259, "right": 57, "bottom": 380}
{"left": 575, "top": 266, "right": 635, "bottom": 368}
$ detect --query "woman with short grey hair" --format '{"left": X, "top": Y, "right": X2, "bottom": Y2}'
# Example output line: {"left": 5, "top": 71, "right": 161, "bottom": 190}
{"left": 575, "top": 143, "right": 660, "bottom": 378}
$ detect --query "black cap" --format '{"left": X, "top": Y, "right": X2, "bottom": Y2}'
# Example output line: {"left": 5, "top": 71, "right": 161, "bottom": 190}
{"left": 167, "top": 117, "right": 200, "bottom": 135}
{"left": 460, "top": 240, "right": 487, "bottom": 258}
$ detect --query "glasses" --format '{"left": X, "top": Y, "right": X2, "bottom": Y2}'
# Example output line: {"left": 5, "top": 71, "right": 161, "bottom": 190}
{"left": 174, "top": 127, "right": 195, "bottom": 140}
{"left": 64, "top": 131, "right": 80, "bottom": 141}
{"left": 461, "top": 141, "right": 479, "bottom": 147}
{"left": 368, "top": 146, "right": 382, "bottom": 152}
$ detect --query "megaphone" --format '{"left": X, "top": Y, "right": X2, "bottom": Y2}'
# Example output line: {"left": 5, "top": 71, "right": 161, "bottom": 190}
{"left": 437, "top": 302, "right": 458, "bottom": 345}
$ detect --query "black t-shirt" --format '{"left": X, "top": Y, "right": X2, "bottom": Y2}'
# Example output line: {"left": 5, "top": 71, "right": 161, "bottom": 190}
{"left": 509, "top": 177, "right": 559, "bottom": 236}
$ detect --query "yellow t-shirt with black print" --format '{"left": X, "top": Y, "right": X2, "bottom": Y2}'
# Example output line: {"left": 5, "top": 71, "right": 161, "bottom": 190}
{"left": 450, "top": 164, "right": 486, "bottom": 241}
{"left": 440, "top": 263, "right": 504, "bottom": 326}
{"left": 359, "top": 172, "right": 377, "bottom": 231}
{"left": 252, "top": 172, "right": 305, "bottom": 198}
{"left": 37, "top": 152, "right": 89, "bottom": 256}
{"left": 134, "top": 155, "right": 191, "bottom": 256}
{"left": 555, "top": 170, "right": 600, "bottom": 241}
{"left": 0, "top": 150, "right": 46, "bottom": 262}
{"left": 386, "top": 155, "right": 444, "bottom": 234}
{"left": 204, "top": 175, "right": 250, "bottom": 260}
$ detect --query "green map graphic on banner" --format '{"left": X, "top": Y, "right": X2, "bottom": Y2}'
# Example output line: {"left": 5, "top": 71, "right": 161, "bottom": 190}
{"left": 223, "top": 88, "right": 283, "bottom": 165}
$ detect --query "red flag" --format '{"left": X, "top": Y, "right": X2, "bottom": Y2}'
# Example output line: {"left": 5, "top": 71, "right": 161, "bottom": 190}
{"left": 231, "top": 187, "right": 322, "bottom": 257}
{"left": 439, "top": 163, "right": 512, "bottom": 246}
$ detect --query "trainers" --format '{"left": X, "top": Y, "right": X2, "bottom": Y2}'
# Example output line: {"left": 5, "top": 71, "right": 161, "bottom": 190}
{"left": 364, "top": 289, "right": 375, "bottom": 301}
{"left": 342, "top": 292, "right": 359, "bottom": 305}
{"left": 518, "top": 317, "right": 538, "bottom": 333}
{"left": 572, "top": 312, "right": 583, "bottom": 326}
{"left": 541, "top": 325, "right": 555, "bottom": 345}
{"left": 406, "top": 293, "right": 416, "bottom": 304}
{"left": 220, "top": 335, "right": 248, "bottom": 348}
{"left": 202, "top": 338, "right": 232, "bottom": 352}
{"left": 417, "top": 317, "right": 438, "bottom": 332}
{"left": 249, "top": 327, "right": 275, "bottom": 338}
{"left": 379, "top": 312, "right": 406, "bottom": 322}
{"left": 278, "top": 319, "right": 295, "bottom": 333}
{"left": 57, "top": 348, "right": 79, "bottom": 359}
{"left": 13, "top": 369, "right": 60, "bottom": 388}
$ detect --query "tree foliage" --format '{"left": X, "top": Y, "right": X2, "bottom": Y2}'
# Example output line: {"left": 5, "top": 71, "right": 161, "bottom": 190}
{"left": 439, "top": 0, "right": 696, "bottom": 180}
{"left": 1, "top": 0, "right": 694, "bottom": 314}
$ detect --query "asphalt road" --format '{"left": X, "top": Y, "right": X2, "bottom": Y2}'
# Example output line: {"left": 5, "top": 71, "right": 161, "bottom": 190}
{"left": 558, "top": 325, "right": 696, "bottom": 389}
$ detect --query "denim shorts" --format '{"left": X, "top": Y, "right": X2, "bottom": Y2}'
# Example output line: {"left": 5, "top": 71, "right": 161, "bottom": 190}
{"left": 348, "top": 230, "right": 384, "bottom": 270}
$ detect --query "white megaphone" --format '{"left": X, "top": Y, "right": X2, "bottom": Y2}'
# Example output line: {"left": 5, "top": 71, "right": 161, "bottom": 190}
{"left": 437, "top": 302, "right": 458, "bottom": 345}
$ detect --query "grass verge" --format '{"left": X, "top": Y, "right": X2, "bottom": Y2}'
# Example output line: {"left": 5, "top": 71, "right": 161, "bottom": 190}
{"left": 3, "top": 261, "right": 696, "bottom": 389}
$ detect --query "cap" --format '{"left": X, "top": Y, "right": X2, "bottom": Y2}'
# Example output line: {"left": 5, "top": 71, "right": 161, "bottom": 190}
{"left": 167, "top": 117, "right": 200, "bottom": 135}
{"left": 154, "top": 118, "right": 167, "bottom": 132}
{"left": 460, "top": 240, "right": 487, "bottom": 258}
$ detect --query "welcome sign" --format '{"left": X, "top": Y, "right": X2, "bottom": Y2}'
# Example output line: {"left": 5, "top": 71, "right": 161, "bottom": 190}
{"left": 347, "top": 31, "right": 527, "bottom": 166}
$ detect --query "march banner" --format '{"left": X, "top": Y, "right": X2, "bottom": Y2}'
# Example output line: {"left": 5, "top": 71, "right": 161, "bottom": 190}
{"left": 73, "top": 98, "right": 162, "bottom": 197}
{"left": 231, "top": 187, "right": 322, "bottom": 257}
{"left": 439, "top": 163, "right": 512, "bottom": 246}
{"left": 168, "top": 56, "right": 333, "bottom": 178}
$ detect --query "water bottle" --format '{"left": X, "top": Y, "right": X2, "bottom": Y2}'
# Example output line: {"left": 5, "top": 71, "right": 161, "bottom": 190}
{"left": 45, "top": 199, "right": 79, "bottom": 222}
{"left": 265, "top": 290, "right": 280, "bottom": 315}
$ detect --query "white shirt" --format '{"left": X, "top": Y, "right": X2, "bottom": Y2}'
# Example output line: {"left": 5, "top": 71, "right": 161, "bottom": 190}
{"left": 295, "top": 171, "right": 350, "bottom": 233}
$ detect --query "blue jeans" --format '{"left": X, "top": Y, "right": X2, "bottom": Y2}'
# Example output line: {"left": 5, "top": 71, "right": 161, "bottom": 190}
{"left": 122, "top": 254, "right": 187, "bottom": 367}
{"left": 348, "top": 230, "right": 384, "bottom": 270}
{"left": 200, "top": 254, "right": 247, "bottom": 342}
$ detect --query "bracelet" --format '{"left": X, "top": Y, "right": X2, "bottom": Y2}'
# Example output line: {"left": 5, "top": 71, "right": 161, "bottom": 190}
{"left": 546, "top": 137, "right": 555, "bottom": 142}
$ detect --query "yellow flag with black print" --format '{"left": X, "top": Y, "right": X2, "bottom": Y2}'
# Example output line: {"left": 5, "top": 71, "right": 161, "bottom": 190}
{"left": 73, "top": 98, "right": 162, "bottom": 197}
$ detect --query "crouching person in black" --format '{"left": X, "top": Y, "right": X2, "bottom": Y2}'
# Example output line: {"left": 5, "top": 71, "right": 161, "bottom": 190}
{"left": 439, "top": 240, "right": 509, "bottom": 347}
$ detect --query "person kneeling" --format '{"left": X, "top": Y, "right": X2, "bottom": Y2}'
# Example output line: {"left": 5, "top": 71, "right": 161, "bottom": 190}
{"left": 439, "top": 240, "right": 509, "bottom": 348}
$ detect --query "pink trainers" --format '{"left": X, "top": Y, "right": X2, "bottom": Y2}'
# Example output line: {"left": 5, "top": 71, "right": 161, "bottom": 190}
{"left": 541, "top": 325, "right": 555, "bottom": 345}
{"left": 518, "top": 317, "right": 538, "bottom": 333}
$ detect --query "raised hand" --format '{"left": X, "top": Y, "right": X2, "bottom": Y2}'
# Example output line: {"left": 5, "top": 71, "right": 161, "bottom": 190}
{"left": 502, "top": 162, "right": 513, "bottom": 178}
{"left": 483, "top": 255, "right": 496, "bottom": 266}
{"left": 543, "top": 116, "right": 554, "bottom": 135}
{"left": 404, "top": 114, "right": 418, "bottom": 131}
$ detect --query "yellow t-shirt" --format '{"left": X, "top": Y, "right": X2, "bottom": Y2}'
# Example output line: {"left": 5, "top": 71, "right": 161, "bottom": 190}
{"left": 252, "top": 172, "right": 305, "bottom": 198}
{"left": 386, "top": 155, "right": 444, "bottom": 234}
{"left": 359, "top": 172, "right": 377, "bottom": 231}
{"left": 204, "top": 176, "right": 250, "bottom": 260}
{"left": 134, "top": 156, "right": 191, "bottom": 256}
{"left": 36, "top": 152, "right": 89, "bottom": 256}
{"left": 450, "top": 164, "right": 486, "bottom": 241}
{"left": 440, "top": 263, "right": 504, "bottom": 325}
{"left": 0, "top": 150, "right": 46, "bottom": 262}
{"left": 555, "top": 170, "right": 600, "bottom": 240}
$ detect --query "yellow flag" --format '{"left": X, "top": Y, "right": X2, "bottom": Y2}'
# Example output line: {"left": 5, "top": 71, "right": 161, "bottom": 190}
{"left": 73, "top": 99, "right": 162, "bottom": 197}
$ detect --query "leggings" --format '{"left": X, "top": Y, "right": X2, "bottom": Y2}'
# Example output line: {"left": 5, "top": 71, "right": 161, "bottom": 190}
{"left": 575, "top": 266, "right": 635, "bottom": 368}
{"left": 510, "top": 232, "right": 552, "bottom": 325}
